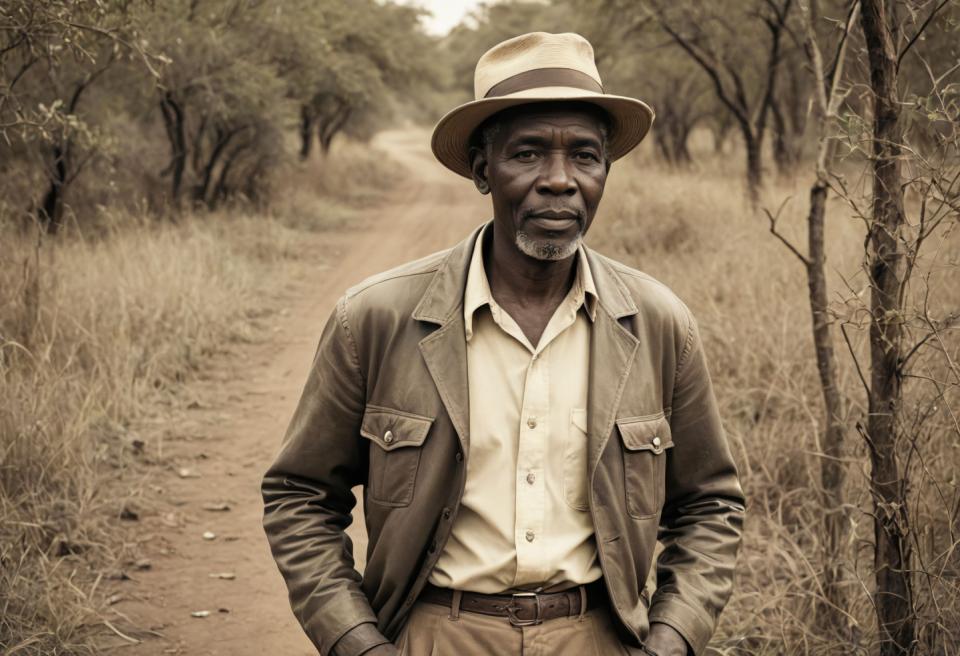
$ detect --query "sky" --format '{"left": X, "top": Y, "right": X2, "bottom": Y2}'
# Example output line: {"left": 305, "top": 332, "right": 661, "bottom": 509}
{"left": 399, "top": 0, "right": 486, "bottom": 36}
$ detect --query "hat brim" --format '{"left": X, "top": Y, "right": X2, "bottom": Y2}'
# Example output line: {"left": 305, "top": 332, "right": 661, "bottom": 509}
{"left": 431, "top": 86, "right": 655, "bottom": 178}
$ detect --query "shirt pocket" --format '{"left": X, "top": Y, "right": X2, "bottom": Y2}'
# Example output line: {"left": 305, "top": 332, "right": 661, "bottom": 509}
{"left": 360, "top": 405, "right": 434, "bottom": 507}
{"left": 617, "top": 414, "right": 674, "bottom": 519}
{"left": 563, "top": 408, "right": 590, "bottom": 511}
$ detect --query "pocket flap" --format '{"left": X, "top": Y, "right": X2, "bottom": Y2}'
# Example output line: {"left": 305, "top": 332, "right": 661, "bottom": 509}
{"left": 360, "top": 405, "right": 434, "bottom": 451}
{"left": 616, "top": 415, "right": 673, "bottom": 454}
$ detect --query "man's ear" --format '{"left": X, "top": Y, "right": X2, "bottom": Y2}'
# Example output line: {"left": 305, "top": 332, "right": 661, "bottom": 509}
{"left": 469, "top": 146, "right": 490, "bottom": 195}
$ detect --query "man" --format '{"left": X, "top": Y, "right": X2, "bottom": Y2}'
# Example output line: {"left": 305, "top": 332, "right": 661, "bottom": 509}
{"left": 262, "top": 32, "right": 745, "bottom": 656}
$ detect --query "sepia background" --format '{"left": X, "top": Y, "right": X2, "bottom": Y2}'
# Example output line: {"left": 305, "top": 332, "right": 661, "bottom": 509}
{"left": 1, "top": 1, "right": 958, "bottom": 654}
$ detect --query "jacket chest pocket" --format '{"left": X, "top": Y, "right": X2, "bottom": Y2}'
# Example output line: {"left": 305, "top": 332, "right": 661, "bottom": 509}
{"left": 360, "top": 405, "right": 434, "bottom": 507}
{"left": 617, "top": 414, "right": 674, "bottom": 519}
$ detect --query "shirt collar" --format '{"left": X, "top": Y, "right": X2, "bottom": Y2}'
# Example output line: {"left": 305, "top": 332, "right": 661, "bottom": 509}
{"left": 463, "top": 222, "right": 599, "bottom": 340}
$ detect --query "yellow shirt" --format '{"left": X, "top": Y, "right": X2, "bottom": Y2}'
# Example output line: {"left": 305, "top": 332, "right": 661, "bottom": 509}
{"left": 428, "top": 224, "right": 602, "bottom": 593}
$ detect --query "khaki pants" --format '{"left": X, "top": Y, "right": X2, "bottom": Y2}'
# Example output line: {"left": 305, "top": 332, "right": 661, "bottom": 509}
{"left": 395, "top": 598, "right": 632, "bottom": 656}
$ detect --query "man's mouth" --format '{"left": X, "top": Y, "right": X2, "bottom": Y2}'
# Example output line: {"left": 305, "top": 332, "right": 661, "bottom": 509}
{"left": 526, "top": 210, "right": 582, "bottom": 232}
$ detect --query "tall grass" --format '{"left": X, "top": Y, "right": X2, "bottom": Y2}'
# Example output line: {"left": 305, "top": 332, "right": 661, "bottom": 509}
{"left": 590, "top": 140, "right": 960, "bottom": 654}
{"left": 0, "top": 141, "right": 402, "bottom": 654}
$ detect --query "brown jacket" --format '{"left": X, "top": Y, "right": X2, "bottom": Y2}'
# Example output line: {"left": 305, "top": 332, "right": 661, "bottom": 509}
{"left": 261, "top": 223, "right": 745, "bottom": 656}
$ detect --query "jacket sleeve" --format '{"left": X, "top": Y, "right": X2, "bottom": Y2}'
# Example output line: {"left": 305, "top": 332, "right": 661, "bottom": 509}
{"left": 648, "top": 308, "right": 746, "bottom": 655}
{"left": 261, "top": 295, "right": 386, "bottom": 656}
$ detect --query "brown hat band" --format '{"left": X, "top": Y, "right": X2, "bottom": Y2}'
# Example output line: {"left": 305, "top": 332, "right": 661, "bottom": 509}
{"left": 484, "top": 67, "right": 604, "bottom": 99}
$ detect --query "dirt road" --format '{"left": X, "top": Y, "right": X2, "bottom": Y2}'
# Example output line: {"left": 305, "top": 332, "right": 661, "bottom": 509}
{"left": 107, "top": 130, "right": 487, "bottom": 655}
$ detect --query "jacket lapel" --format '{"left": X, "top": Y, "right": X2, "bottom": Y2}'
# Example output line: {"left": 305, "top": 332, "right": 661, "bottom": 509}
{"left": 412, "top": 224, "right": 483, "bottom": 454}
{"left": 584, "top": 249, "right": 640, "bottom": 474}
{"left": 410, "top": 227, "right": 640, "bottom": 467}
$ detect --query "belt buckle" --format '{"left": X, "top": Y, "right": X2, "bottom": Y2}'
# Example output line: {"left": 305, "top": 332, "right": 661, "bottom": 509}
{"left": 505, "top": 591, "right": 542, "bottom": 627}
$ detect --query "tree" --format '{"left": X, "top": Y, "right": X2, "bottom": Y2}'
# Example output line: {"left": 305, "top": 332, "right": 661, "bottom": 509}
{"left": 0, "top": 1, "right": 157, "bottom": 232}
{"left": 145, "top": 0, "right": 289, "bottom": 209}
{"left": 764, "top": 0, "right": 860, "bottom": 639}
{"left": 646, "top": 0, "right": 795, "bottom": 202}
{"left": 294, "top": 0, "right": 439, "bottom": 159}
{"left": 859, "top": 0, "right": 913, "bottom": 650}
{"left": 567, "top": 0, "right": 713, "bottom": 167}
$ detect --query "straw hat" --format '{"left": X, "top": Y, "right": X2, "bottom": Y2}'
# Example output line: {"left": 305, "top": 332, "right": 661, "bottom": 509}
{"left": 431, "top": 31, "right": 655, "bottom": 178}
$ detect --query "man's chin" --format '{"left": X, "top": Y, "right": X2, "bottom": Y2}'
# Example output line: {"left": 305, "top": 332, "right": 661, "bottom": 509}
{"left": 515, "top": 231, "right": 582, "bottom": 261}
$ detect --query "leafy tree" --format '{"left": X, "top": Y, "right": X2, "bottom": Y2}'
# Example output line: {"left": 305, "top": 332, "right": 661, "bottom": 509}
{"left": 645, "top": 0, "right": 795, "bottom": 201}
{"left": 144, "top": 0, "right": 288, "bottom": 209}
{"left": 296, "top": 0, "right": 439, "bottom": 158}
{"left": 0, "top": 1, "right": 157, "bottom": 231}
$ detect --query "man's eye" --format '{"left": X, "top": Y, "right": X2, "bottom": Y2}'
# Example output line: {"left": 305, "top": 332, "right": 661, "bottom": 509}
{"left": 515, "top": 150, "right": 538, "bottom": 160}
{"left": 576, "top": 151, "right": 600, "bottom": 162}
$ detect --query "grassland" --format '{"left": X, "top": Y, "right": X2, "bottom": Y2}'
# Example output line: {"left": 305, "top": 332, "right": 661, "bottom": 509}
{"left": 0, "top": 142, "right": 400, "bottom": 654}
{"left": 590, "top": 138, "right": 960, "bottom": 654}
{"left": 1, "top": 131, "right": 957, "bottom": 655}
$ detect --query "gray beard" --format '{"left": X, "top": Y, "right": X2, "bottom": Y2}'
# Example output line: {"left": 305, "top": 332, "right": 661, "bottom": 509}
{"left": 515, "top": 230, "right": 582, "bottom": 261}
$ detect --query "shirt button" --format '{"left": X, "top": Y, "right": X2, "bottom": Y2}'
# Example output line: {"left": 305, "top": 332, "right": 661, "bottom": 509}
{"left": 526, "top": 472, "right": 536, "bottom": 485}
{"left": 526, "top": 417, "right": 537, "bottom": 429}
{"left": 652, "top": 436, "right": 661, "bottom": 448}
{"left": 455, "top": 451, "right": 463, "bottom": 463}
{"left": 442, "top": 507, "right": 452, "bottom": 520}
{"left": 525, "top": 530, "right": 535, "bottom": 542}
{"left": 383, "top": 430, "right": 394, "bottom": 444}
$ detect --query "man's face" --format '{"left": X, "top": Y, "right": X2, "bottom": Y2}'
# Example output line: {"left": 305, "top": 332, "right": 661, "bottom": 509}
{"left": 471, "top": 103, "right": 609, "bottom": 261}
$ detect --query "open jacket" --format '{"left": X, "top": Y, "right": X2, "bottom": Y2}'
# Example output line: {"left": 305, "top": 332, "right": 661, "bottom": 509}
{"left": 261, "top": 223, "right": 745, "bottom": 656}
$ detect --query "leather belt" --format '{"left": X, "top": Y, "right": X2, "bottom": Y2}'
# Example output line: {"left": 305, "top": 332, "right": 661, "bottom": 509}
{"left": 419, "top": 580, "right": 608, "bottom": 626}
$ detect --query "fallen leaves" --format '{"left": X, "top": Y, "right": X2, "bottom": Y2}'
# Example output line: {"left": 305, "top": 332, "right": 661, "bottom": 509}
{"left": 190, "top": 608, "right": 230, "bottom": 618}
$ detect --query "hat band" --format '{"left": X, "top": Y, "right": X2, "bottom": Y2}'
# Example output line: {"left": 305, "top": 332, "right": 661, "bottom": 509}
{"left": 483, "top": 67, "right": 603, "bottom": 99}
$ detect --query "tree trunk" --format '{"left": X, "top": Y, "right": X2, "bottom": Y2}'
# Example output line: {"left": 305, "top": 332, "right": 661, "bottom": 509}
{"left": 160, "top": 92, "right": 187, "bottom": 207}
{"left": 771, "top": 98, "right": 794, "bottom": 174}
{"left": 38, "top": 142, "right": 68, "bottom": 234}
{"left": 806, "top": 179, "right": 850, "bottom": 636}
{"left": 711, "top": 114, "right": 733, "bottom": 154}
{"left": 742, "top": 125, "right": 762, "bottom": 204}
{"left": 860, "top": 1, "right": 914, "bottom": 653}
{"left": 195, "top": 126, "right": 242, "bottom": 208}
{"left": 318, "top": 100, "right": 351, "bottom": 155}
{"left": 299, "top": 104, "right": 314, "bottom": 160}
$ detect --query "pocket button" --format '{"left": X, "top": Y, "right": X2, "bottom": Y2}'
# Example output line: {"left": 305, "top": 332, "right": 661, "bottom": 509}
{"left": 383, "top": 430, "right": 394, "bottom": 444}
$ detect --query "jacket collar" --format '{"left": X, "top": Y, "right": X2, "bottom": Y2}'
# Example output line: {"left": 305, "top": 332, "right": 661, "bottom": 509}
{"left": 411, "top": 220, "right": 637, "bottom": 326}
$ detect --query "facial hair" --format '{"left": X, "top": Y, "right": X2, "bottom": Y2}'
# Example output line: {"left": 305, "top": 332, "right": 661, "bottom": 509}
{"left": 515, "top": 228, "right": 583, "bottom": 261}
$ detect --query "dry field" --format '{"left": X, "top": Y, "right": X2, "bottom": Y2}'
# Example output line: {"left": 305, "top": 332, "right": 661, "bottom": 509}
{"left": 1, "top": 129, "right": 958, "bottom": 655}
{"left": 589, "top": 136, "right": 960, "bottom": 653}
{"left": 0, "top": 141, "right": 399, "bottom": 654}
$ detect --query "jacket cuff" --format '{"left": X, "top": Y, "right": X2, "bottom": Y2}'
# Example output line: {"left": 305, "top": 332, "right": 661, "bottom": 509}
{"left": 648, "top": 595, "right": 714, "bottom": 656}
{"left": 331, "top": 622, "right": 391, "bottom": 656}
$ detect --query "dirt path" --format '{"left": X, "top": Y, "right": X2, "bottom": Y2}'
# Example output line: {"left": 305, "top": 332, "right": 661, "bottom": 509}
{"left": 107, "top": 130, "right": 487, "bottom": 655}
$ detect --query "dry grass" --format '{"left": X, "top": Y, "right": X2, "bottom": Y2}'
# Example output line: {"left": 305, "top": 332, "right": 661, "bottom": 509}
{"left": 2, "top": 129, "right": 956, "bottom": 654}
{"left": 0, "top": 141, "right": 401, "bottom": 654}
{"left": 589, "top": 139, "right": 960, "bottom": 654}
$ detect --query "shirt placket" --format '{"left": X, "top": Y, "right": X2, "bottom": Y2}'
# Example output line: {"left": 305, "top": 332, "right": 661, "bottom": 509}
{"left": 514, "top": 344, "right": 549, "bottom": 586}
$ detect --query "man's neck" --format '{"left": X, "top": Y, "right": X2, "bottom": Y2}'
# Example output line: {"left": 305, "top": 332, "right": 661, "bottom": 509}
{"left": 484, "top": 220, "right": 578, "bottom": 320}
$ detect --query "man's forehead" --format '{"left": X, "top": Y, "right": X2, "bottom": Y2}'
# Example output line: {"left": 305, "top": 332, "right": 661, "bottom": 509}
{"left": 498, "top": 105, "right": 608, "bottom": 138}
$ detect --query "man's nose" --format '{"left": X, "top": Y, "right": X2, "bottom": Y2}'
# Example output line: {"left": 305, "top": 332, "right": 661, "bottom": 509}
{"left": 536, "top": 153, "right": 577, "bottom": 195}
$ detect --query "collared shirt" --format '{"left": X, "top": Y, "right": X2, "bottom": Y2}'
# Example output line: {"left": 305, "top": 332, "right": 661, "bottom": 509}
{"left": 428, "top": 224, "right": 602, "bottom": 593}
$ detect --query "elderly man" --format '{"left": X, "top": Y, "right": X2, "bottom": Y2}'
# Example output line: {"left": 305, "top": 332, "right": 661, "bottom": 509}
{"left": 262, "top": 32, "right": 745, "bottom": 656}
